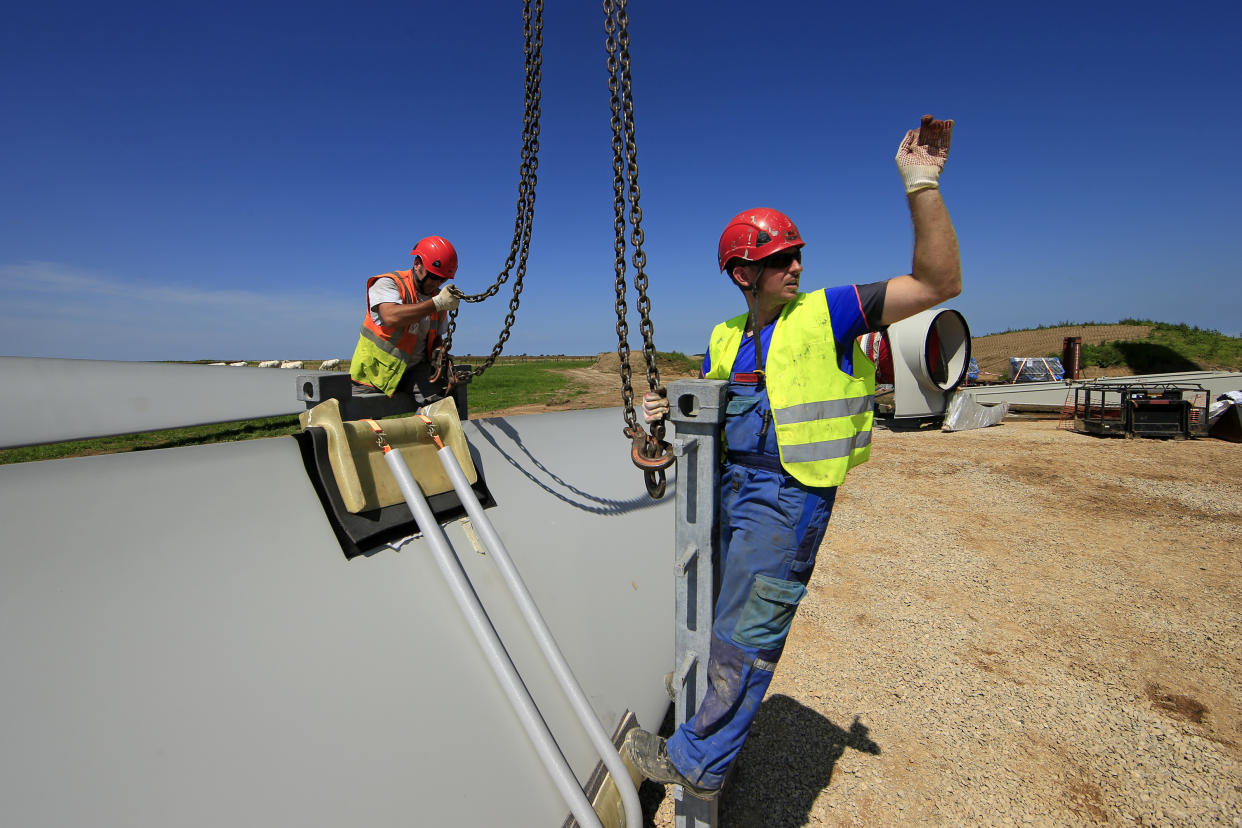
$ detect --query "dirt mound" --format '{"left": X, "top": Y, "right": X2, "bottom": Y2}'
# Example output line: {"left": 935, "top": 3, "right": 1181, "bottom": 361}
{"left": 468, "top": 356, "right": 700, "bottom": 420}
{"left": 590, "top": 351, "right": 700, "bottom": 376}
{"left": 970, "top": 324, "right": 1153, "bottom": 379}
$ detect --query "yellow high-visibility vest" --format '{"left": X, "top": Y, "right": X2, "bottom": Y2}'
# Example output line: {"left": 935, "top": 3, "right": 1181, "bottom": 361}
{"left": 706, "top": 289, "right": 876, "bottom": 487}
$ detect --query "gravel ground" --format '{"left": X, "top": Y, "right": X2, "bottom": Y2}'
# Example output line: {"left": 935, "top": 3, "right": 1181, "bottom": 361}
{"left": 641, "top": 416, "right": 1241, "bottom": 827}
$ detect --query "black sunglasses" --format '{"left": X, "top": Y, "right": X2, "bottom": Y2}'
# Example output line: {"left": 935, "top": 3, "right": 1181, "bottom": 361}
{"left": 762, "top": 249, "right": 802, "bottom": 270}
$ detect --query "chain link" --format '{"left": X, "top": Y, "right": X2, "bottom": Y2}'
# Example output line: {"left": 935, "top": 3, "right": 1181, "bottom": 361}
{"left": 605, "top": 0, "right": 670, "bottom": 499}
{"left": 605, "top": 0, "right": 662, "bottom": 419}
{"left": 437, "top": 0, "right": 543, "bottom": 381}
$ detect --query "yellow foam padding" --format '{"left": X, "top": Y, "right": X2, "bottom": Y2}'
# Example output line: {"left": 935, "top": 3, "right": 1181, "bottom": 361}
{"left": 299, "top": 397, "right": 479, "bottom": 514}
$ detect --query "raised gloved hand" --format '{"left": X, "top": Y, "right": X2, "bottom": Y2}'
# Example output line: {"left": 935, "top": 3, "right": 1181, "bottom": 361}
{"left": 432, "top": 285, "right": 460, "bottom": 312}
{"left": 641, "top": 389, "right": 669, "bottom": 423}
{"left": 895, "top": 114, "right": 953, "bottom": 194}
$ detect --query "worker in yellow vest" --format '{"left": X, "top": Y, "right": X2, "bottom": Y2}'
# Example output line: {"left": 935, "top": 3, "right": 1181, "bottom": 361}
{"left": 349, "top": 236, "right": 462, "bottom": 404}
{"left": 624, "top": 115, "right": 963, "bottom": 798}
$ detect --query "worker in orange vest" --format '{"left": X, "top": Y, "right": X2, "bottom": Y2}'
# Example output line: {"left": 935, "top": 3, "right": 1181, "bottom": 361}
{"left": 349, "top": 236, "right": 462, "bottom": 404}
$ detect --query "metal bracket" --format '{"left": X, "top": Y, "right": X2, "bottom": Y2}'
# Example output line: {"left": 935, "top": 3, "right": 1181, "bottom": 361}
{"left": 667, "top": 379, "right": 727, "bottom": 828}
{"left": 297, "top": 371, "right": 470, "bottom": 422}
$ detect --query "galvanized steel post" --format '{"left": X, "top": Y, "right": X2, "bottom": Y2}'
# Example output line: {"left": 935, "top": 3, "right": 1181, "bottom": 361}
{"left": 667, "top": 379, "right": 727, "bottom": 828}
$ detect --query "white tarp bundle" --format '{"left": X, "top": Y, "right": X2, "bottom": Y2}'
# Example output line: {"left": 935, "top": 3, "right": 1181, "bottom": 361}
{"left": 942, "top": 391, "right": 1009, "bottom": 432}
{"left": 1208, "top": 390, "right": 1242, "bottom": 442}
{"left": 1209, "top": 389, "right": 1242, "bottom": 425}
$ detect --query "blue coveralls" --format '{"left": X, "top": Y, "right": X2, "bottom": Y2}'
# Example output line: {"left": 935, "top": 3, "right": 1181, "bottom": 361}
{"left": 664, "top": 347, "right": 839, "bottom": 790}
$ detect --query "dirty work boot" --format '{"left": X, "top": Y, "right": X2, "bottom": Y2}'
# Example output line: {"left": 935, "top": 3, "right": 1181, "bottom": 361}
{"left": 620, "top": 728, "right": 720, "bottom": 799}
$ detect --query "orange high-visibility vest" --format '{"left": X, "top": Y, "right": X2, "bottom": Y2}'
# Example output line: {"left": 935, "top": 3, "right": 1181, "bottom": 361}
{"left": 349, "top": 270, "right": 444, "bottom": 396}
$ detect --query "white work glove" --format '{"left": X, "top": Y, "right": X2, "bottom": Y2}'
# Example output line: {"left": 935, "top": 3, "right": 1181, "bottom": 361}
{"left": 641, "top": 389, "right": 669, "bottom": 423}
{"left": 432, "top": 285, "right": 460, "bottom": 312}
{"left": 895, "top": 114, "right": 953, "bottom": 194}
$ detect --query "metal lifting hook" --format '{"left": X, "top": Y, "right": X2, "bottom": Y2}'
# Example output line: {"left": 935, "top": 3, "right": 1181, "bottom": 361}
{"left": 428, "top": 349, "right": 456, "bottom": 394}
{"left": 624, "top": 424, "right": 673, "bottom": 499}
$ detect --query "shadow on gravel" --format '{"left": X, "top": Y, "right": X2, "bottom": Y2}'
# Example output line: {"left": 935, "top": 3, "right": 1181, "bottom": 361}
{"left": 720, "top": 695, "right": 881, "bottom": 827}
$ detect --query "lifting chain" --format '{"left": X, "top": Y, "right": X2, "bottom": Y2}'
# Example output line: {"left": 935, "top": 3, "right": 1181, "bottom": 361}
{"left": 605, "top": 0, "right": 672, "bottom": 500}
{"left": 430, "top": 0, "right": 543, "bottom": 393}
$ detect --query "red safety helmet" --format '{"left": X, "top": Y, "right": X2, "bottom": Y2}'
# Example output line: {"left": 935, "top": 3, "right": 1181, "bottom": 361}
{"left": 410, "top": 236, "right": 458, "bottom": 280}
{"left": 716, "top": 208, "right": 804, "bottom": 272}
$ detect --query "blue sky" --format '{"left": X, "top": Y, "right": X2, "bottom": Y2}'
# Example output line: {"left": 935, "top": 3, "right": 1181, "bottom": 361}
{"left": 2, "top": 0, "right": 1239, "bottom": 361}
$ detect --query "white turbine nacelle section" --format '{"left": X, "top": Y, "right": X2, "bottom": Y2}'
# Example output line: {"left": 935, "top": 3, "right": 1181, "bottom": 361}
{"left": 883, "top": 307, "right": 972, "bottom": 419}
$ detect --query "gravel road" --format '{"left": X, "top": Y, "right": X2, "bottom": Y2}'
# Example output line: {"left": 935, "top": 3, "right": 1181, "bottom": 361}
{"left": 642, "top": 416, "right": 1241, "bottom": 827}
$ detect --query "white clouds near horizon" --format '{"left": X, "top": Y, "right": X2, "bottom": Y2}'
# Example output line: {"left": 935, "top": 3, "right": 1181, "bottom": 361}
{"left": 0, "top": 261, "right": 356, "bottom": 361}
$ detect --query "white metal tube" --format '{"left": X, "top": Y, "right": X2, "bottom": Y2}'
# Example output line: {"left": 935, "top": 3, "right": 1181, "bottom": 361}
{"left": 435, "top": 445, "right": 643, "bottom": 828}
{"left": 379, "top": 448, "right": 603, "bottom": 828}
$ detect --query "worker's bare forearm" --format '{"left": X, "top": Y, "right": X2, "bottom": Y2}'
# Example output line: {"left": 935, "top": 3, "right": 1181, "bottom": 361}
{"left": 878, "top": 189, "right": 962, "bottom": 325}
{"left": 376, "top": 299, "right": 437, "bottom": 327}
{"left": 909, "top": 188, "right": 961, "bottom": 299}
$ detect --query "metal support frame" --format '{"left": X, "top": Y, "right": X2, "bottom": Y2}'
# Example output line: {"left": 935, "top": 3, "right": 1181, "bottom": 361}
{"left": 962, "top": 370, "right": 1242, "bottom": 413}
{"left": 1072, "top": 381, "right": 1209, "bottom": 438}
{"left": 667, "top": 379, "right": 727, "bottom": 828}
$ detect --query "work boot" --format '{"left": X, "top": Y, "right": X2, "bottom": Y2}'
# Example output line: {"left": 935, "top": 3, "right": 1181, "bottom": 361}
{"left": 620, "top": 728, "right": 720, "bottom": 799}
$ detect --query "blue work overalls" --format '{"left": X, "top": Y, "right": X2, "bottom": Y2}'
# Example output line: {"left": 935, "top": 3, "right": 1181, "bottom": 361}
{"left": 664, "top": 369, "right": 838, "bottom": 790}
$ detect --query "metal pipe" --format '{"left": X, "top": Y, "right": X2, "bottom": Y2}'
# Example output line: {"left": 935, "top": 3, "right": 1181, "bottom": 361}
{"left": 378, "top": 446, "right": 603, "bottom": 828}
{"left": 434, "top": 444, "right": 643, "bottom": 828}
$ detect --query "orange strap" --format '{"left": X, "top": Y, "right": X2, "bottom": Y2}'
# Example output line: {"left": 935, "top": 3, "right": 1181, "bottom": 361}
{"left": 363, "top": 418, "right": 391, "bottom": 454}
{"left": 416, "top": 415, "right": 446, "bottom": 449}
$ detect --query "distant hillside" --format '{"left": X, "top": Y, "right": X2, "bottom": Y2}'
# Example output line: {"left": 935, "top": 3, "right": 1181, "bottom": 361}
{"left": 970, "top": 322, "right": 1242, "bottom": 380}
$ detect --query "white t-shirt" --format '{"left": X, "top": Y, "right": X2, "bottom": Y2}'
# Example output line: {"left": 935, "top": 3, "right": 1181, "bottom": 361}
{"left": 367, "top": 276, "right": 408, "bottom": 326}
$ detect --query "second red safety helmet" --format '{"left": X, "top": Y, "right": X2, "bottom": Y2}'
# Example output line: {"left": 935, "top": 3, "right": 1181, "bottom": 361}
{"left": 716, "top": 208, "right": 804, "bottom": 272}
{"left": 410, "top": 236, "right": 458, "bottom": 280}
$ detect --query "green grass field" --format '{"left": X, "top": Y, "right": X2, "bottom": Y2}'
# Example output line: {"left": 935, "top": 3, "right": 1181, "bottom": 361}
{"left": 0, "top": 415, "right": 308, "bottom": 465}
{"left": 458, "top": 357, "right": 594, "bottom": 411}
